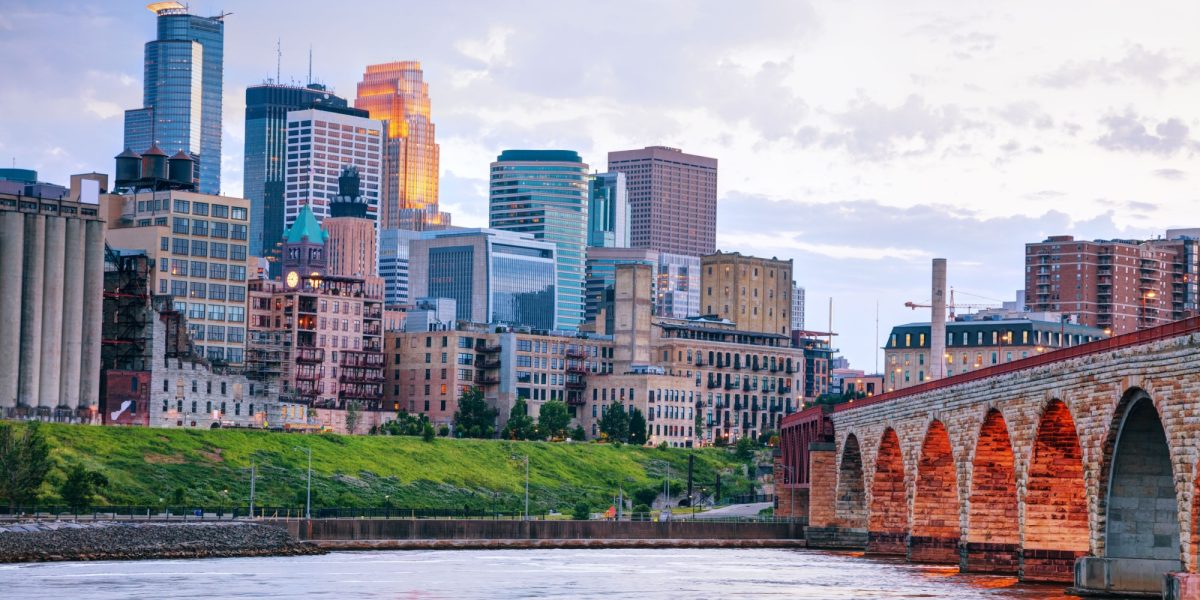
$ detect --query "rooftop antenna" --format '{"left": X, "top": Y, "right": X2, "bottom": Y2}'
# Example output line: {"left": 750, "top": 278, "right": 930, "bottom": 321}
{"left": 276, "top": 38, "right": 281, "bottom": 84}
{"left": 307, "top": 45, "right": 313, "bottom": 86}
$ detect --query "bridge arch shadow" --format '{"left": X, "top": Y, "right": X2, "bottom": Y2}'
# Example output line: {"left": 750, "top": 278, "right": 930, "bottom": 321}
{"left": 910, "top": 419, "right": 960, "bottom": 563}
{"left": 963, "top": 408, "right": 1019, "bottom": 574}
{"left": 867, "top": 428, "right": 907, "bottom": 555}
{"left": 1021, "top": 398, "right": 1089, "bottom": 583}
{"left": 837, "top": 433, "right": 867, "bottom": 529}
{"left": 1077, "top": 387, "right": 1182, "bottom": 592}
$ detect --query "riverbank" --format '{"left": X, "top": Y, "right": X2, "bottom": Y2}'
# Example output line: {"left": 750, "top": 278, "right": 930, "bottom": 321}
{"left": 0, "top": 521, "right": 323, "bottom": 563}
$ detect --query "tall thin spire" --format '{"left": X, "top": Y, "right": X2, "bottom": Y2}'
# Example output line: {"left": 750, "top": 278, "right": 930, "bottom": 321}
{"left": 276, "top": 38, "right": 281, "bottom": 83}
{"left": 307, "top": 45, "right": 312, "bottom": 86}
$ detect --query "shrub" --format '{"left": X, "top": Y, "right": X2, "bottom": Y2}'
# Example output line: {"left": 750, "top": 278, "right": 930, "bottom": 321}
{"left": 572, "top": 501, "right": 591, "bottom": 520}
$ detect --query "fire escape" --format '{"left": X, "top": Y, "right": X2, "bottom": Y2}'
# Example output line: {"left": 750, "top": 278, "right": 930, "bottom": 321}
{"left": 476, "top": 342, "right": 500, "bottom": 386}
{"left": 565, "top": 346, "right": 587, "bottom": 405}
{"left": 339, "top": 349, "right": 386, "bottom": 409}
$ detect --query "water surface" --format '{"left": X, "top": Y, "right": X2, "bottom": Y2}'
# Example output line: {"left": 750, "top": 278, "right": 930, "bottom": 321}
{"left": 0, "top": 548, "right": 1072, "bottom": 599}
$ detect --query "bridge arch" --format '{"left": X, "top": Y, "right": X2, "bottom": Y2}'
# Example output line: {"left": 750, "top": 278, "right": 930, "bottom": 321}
{"left": 1098, "top": 388, "right": 1181, "bottom": 568}
{"left": 1022, "top": 398, "right": 1089, "bottom": 582}
{"left": 963, "top": 408, "right": 1019, "bottom": 573}
{"left": 836, "top": 432, "right": 867, "bottom": 528}
{"left": 868, "top": 427, "right": 908, "bottom": 554}
{"left": 910, "top": 419, "right": 960, "bottom": 563}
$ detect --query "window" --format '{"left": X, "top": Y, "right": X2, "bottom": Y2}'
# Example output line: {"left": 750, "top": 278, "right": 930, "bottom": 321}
{"left": 189, "top": 282, "right": 206, "bottom": 299}
{"left": 174, "top": 200, "right": 190, "bottom": 213}
{"left": 191, "top": 219, "right": 208, "bottom": 236}
{"left": 229, "top": 265, "right": 246, "bottom": 281}
{"left": 231, "top": 245, "right": 247, "bottom": 261}
{"left": 172, "top": 280, "right": 188, "bottom": 297}
{"left": 172, "top": 238, "right": 189, "bottom": 255}
{"left": 212, "top": 204, "right": 229, "bottom": 219}
{"left": 207, "top": 325, "right": 225, "bottom": 342}
{"left": 208, "top": 304, "right": 225, "bottom": 321}
{"left": 191, "top": 240, "right": 207, "bottom": 257}
{"left": 228, "top": 286, "right": 245, "bottom": 302}
{"left": 192, "top": 202, "right": 209, "bottom": 216}
{"left": 171, "top": 259, "right": 186, "bottom": 275}
{"left": 190, "top": 261, "right": 207, "bottom": 278}
{"left": 208, "top": 284, "right": 226, "bottom": 300}
{"left": 209, "top": 263, "right": 227, "bottom": 280}
{"left": 227, "top": 327, "right": 244, "bottom": 343}
{"left": 161, "top": 236, "right": 170, "bottom": 251}
{"left": 231, "top": 224, "right": 248, "bottom": 240}
{"left": 227, "top": 306, "right": 244, "bottom": 323}
{"left": 230, "top": 206, "right": 246, "bottom": 220}
{"left": 209, "top": 242, "right": 228, "bottom": 259}
{"left": 211, "top": 221, "right": 228, "bottom": 238}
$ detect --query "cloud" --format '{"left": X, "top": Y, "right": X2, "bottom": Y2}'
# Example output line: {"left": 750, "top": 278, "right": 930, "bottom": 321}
{"left": 1152, "top": 168, "right": 1186, "bottom": 181}
{"left": 821, "top": 95, "right": 977, "bottom": 160}
{"left": 1036, "top": 44, "right": 1193, "bottom": 89}
{"left": 993, "top": 101, "right": 1054, "bottom": 129}
{"left": 1095, "top": 111, "right": 1198, "bottom": 156}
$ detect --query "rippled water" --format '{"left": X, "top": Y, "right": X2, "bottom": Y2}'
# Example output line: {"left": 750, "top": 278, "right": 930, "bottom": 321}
{"left": 0, "top": 549, "right": 1071, "bottom": 599}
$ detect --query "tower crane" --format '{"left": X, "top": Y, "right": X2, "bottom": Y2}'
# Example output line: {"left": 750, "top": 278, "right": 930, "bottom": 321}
{"left": 903, "top": 289, "right": 999, "bottom": 319}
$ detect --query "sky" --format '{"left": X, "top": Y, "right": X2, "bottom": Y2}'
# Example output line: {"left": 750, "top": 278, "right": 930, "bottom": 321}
{"left": 2, "top": 0, "right": 1198, "bottom": 371}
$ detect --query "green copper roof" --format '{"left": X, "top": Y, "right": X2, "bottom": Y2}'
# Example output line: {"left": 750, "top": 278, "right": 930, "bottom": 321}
{"left": 284, "top": 204, "right": 328, "bottom": 244}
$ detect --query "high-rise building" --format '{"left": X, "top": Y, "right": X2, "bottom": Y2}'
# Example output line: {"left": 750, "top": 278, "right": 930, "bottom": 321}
{"left": 124, "top": 2, "right": 225, "bottom": 194}
{"left": 354, "top": 62, "right": 449, "bottom": 231}
{"left": 655, "top": 253, "right": 701, "bottom": 319}
{"left": 587, "top": 172, "right": 628, "bottom": 248}
{"left": 102, "top": 189, "right": 254, "bottom": 365}
{"left": 792, "top": 282, "right": 806, "bottom": 331}
{"left": 408, "top": 228, "right": 558, "bottom": 330}
{"left": 584, "top": 247, "right": 658, "bottom": 330}
{"left": 243, "top": 82, "right": 358, "bottom": 265}
{"left": 489, "top": 150, "right": 589, "bottom": 330}
{"left": 700, "top": 251, "right": 793, "bottom": 336}
{"left": 378, "top": 228, "right": 422, "bottom": 307}
{"left": 607, "top": 146, "right": 717, "bottom": 256}
{"left": 323, "top": 167, "right": 379, "bottom": 278}
{"left": 1024, "top": 232, "right": 1199, "bottom": 334}
{"left": 0, "top": 171, "right": 105, "bottom": 420}
{"left": 283, "top": 109, "right": 384, "bottom": 231}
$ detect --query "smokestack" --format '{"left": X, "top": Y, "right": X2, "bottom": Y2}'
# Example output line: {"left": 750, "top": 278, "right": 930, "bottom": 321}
{"left": 930, "top": 258, "right": 947, "bottom": 381}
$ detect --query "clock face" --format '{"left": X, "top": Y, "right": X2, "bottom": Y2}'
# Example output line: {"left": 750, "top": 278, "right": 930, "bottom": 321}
{"left": 286, "top": 271, "right": 300, "bottom": 288}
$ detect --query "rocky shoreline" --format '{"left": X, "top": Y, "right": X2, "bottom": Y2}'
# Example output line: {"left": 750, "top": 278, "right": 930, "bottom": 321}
{"left": 0, "top": 521, "right": 325, "bottom": 563}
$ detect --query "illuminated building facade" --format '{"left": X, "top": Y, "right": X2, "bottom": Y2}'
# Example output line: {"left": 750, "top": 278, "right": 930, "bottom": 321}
{"left": 283, "top": 109, "right": 383, "bottom": 230}
{"left": 354, "top": 62, "right": 449, "bottom": 231}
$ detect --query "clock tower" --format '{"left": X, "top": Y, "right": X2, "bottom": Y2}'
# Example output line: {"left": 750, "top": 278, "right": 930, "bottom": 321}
{"left": 281, "top": 203, "right": 328, "bottom": 288}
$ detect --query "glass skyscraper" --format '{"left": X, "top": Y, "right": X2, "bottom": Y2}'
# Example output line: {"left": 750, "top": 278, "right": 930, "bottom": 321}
{"left": 124, "top": 2, "right": 224, "bottom": 194}
{"left": 587, "top": 172, "right": 629, "bottom": 248}
{"left": 489, "top": 150, "right": 589, "bottom": 331}
{"left": 243, "top": 83, "right": 358, "bottom": 272}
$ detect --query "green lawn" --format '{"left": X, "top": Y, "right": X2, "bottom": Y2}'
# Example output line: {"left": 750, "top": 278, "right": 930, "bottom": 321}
{"left": 32, "top": 423, "right": 750, "bottom": 513}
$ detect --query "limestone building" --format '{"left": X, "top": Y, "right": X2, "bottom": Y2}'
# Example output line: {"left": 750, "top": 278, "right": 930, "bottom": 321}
{"left": 701, "top": 251, "right": 793, "bottom": 336}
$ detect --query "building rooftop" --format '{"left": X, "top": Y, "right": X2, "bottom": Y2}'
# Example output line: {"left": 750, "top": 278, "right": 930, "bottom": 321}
{"left": 284, "top": 204, "right": 328, "bottom": 244}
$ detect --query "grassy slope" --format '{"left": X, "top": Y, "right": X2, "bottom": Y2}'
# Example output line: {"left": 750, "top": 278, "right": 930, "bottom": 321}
{"left": 38, "top": 424, "right": 750, "bottom": 512}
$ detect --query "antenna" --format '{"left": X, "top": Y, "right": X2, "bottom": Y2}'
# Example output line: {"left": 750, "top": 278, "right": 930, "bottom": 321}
{"left": 307, "top": 45, "right": 313, "bottom": 86}
{"left": 276, "top": 38, "right": 281, "bottom": 84}
{"left": 874, "top": 300, "right": 879, "bottom": 374}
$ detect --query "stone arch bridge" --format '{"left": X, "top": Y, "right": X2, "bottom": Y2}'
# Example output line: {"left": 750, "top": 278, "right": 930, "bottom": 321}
{"left": 778, "top": 317, "right": 1200, "bottom": 597}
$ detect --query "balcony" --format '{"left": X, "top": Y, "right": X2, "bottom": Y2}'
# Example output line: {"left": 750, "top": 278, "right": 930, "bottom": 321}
{"left": 339, "top": 370, "right": 386, "bottom": 385}
{"left": 340, "top": 350, "right": 385, "bottom": 368}
{"left": 566, "top": 393, "right": 586, "bottom": 407}
{"left": 479, "top": 358, "right": 501, "bottom": 370}
{"left": 294, "top": 381, "right": 323, "bottom": 397}
{"left": 707, "top": 380, "right": 721, "bottom": 389}
{"left": 339, "top": 383, "right": 383, "bottom": 401}
{"left": 567, "top": 364, "right": 588, "bottom": 375}
{"left": 477, "top": 344, "right": 501, "bottom": 354}
{"left": 295, "top": 367, "right": 320, "bottom": 381}
{"left": 565, "top": 349, "right": 586, "bottom": 360}
{"left": 296, "top": 346, "right": 325, "bottom": 364}
{"left": 780, "top": 386, "right": 792, "bottom": 394}
{"left": 566, "top": 379, "right": 586, "bottom": 390}
{"left": 476, "top": 374, "right": 500, "bottom": 385}
{"left": 724, "top": 381, "right": 738, "bottom": 390}
{"left": 694, "top": 358, "right": 706, "bottom": 367}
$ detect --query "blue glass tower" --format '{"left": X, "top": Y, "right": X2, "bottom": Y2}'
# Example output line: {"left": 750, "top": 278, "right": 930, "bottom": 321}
{"left": 124, "top": 3, "right": 224, "bottom": 194}
{"left": 489, "top": 150, "right": 588, "bottom": 331}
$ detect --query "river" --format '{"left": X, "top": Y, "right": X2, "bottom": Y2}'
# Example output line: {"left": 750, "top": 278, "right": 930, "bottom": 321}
{"left": 0, "top": 548, "right": 1071, "bottom": 599}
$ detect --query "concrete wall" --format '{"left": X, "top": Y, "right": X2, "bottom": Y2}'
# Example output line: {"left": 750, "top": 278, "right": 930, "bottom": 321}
{"left": 279, "top": 518, "right": 798, "bottom": 543}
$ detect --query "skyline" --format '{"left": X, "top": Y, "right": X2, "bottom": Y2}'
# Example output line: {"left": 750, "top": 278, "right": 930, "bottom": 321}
{"left": 4, "top": 1, "right": 1198, "bottom": 369}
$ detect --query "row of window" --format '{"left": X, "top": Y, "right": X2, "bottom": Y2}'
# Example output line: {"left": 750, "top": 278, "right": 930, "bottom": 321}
{"left": 163, "top": 236, "right": 248, "bottom": 260}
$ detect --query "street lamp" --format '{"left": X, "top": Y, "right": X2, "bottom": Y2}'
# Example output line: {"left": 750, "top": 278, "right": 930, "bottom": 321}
{"left": 1141, "top": 290, "right": 1158, "bottom": 329}
{"left": 649, "top": 460, "right": 671, "bottom": 510}
{"left": 512, "top": 454, "right": 529, "bottom": 521}
{"left": 293, "top": 446, "right": 312, "bottom": 519}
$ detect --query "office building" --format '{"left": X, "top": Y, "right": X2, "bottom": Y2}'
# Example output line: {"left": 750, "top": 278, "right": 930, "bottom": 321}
{"left": 489, "top": 150, "right": 589, "bottom": 330}
{"left": 409, "top": 229, "right": 558, "bottom": 330}
{"left": 379, "top": 228, "right": 422, "bottom": 306}
{"left": 701, "top": 251, "right": 793, "bottom": 335}
{"left": 124, "top": 2, "right": 224, "bottom": 194}
{"left": 607, "top": 146, "right": 717, "bottom": 256}
{"left": 584, "top": 247, "right": 658, "bottom": 329}
{"left": 884, "top": 315, "right": 1107, "bottom": 391}
{"left": 283, "top": 108, "right": 384, "bottom": 230}
{"left": 1025, "top": 232, "right": 1200, "bottom": 334}
{"left": 792, "top": 283, "right": 806, "bottom": 331}
{"left": 656, "top": 252, "right": 701, "bottom": 319}
{"left": 102, "top": 188, "right": 254, "bottom": 365}
{"left": 355, "top": 62, "right": 449, "bottom": 231}
{"left": 243, "top": 82, "right": 360, "bottom": 267}
{"left": 587, "top": 172, "right": 628, "bottom": 247}
{"left": 0, "top": 171, "right": 105, "bottom": 419}
{"left": 323, "top": 166, "right": 385, "bottom": 297}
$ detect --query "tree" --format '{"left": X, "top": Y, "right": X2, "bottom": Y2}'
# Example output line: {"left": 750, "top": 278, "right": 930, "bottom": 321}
{"left": 345, "top": 400, "right": 362, "bottom": 434}
{"left": 734, "top": 435, "right": 757, "bottom": 461}
{"left": 60, "top": 465, "right": 109, "bottom": 510}
{"left": 628, "top": 408, "right": 648, "bottom": 445}
{"left": 599, "top": 402, "right": 630, "bottom": 443}
{"left": 422, "top": 422, "right": 436, "bottom": 443}
{"left": 694, "top": 404, "right": 705, "bottom": 439}
{"left": 377, "top": 411, "right": 431, "bottom": 436}
{"left": 0, "top": 422, "right": 51, "bottom": 510}
{"left": 572, "top": 501, "right": 591, "bottom": 520}
{"left": 454, "top": 387, "right": 498, "bottom": 438}
{"left": 570, "top": 425, "right": 587, "bottom": 442}
{"left": 502, "top": 398, "right": 537, "bottom": 441}
{"left": 537, "top": 401, "right": 571, "bottom": 440}
{"left": 632, "top": 487, "right": 659, "bottom": 508}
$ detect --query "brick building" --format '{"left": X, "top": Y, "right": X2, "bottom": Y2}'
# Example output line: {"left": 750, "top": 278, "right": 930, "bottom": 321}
{"left": 700, "top": 251, "right": 793, "bottom": 336}
{"left": 607, "top": 146, "right": 717, "bottom": 256}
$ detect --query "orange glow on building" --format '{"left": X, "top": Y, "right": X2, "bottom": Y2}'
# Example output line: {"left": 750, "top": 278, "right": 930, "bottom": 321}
{"left": 354, "top": 61, "right": 445, "bottom": 229}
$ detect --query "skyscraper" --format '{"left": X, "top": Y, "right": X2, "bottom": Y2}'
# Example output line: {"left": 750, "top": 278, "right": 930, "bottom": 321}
{"left": 587, "top": 172, "right": 629, "bottom": 248}
{"left": 355, "top": 62, "right": 449, "bottom": 230}
{"left": 243, "top": 82, "right": 356, "bottom": 265}
{"left": 607, "top": 146, "right": 718, "bottom": 256}
{"left": 791, "top": 282, "right": 806, "bottom": 332}
{"left": 282, "top": 109, "right": 384, "bottom": 231}
{"left": 489, "top": 150, "right": 589, "bottom": 330}
{"left": 124, "top": 2, "right": 225, "bottom": 194}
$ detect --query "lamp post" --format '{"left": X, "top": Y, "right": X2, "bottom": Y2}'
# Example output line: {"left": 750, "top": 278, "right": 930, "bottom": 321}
{"left": 293, "top": 446, "right": 312, "bottom": 519}
{"left": 512, "top": 454, "right": 529, "bottom": 521}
